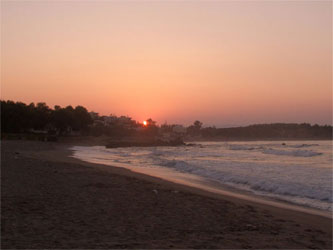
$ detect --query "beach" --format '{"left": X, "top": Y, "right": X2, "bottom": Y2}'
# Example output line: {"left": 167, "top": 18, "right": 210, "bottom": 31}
{"left": 1, "top": 140, "right": 332, "bottom": 249}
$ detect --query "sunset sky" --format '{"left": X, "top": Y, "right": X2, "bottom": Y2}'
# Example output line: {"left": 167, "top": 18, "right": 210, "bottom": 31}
{"left": 1, "top": 1, "right": 332, "bottom": 127}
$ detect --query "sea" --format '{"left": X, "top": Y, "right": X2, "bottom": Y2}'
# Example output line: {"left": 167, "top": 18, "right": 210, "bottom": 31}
{"left": 71, "top": 140, "right": 332, "bottom": 212}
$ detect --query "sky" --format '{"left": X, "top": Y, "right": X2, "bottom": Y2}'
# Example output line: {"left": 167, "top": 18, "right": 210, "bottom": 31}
{"left": 1, "top": 1, "right": 332, "bottom": 127}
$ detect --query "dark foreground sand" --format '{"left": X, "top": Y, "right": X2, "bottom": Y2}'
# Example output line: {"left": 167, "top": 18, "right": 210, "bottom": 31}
{"left": 1, "top": 140, "right": 332, "bottom": 249}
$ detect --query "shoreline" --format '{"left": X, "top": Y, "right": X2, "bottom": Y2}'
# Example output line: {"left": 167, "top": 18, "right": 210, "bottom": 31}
{"left": 2, "top": 140, "right": 332, "bottom": 249}
{"left": 71, "top": 145, "right": 332, "bottom": 219}
{"left": 69, "top": 143, "right": 332, "bottom": 219}
{"left": 29, "top": 141, "right": 333, "bottom": 225}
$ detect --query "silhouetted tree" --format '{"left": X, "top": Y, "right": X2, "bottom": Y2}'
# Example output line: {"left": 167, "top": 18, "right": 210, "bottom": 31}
{"left": 73, "top": 106, "right": 93, "bottom": 130}
{"left": 187, "top": 120, "right": 203, "bottom": 136}
{"left": 33, "top": 102, "right": 52, "bottom": 130}
{"left": 194, "top": 120, "right": 203, "bottom": 129}
{"left": 143, "top": 118, "right": 158, "bottom": 137}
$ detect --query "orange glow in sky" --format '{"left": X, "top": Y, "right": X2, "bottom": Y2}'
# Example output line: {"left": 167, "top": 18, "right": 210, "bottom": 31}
{"left": 143, "top": 121, "right": 147, "bottom": 126}
{"left": 1, "top": 1, "right": 332, "bottom": 126}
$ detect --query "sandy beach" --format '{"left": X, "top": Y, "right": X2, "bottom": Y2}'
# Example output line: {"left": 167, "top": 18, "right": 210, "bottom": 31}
{"left": 1, "top": 140, "right": 332, "bottom": 249}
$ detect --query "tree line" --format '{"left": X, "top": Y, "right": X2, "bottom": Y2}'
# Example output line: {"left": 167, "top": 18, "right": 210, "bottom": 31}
{"left": 1, "top": 100, "right": 332, "bottom": 140}
{"left": 0, "top": 100, "right": 158, "bottom": 138}
{"left": 1, "top": 100, "right": 92, "bottom": 135}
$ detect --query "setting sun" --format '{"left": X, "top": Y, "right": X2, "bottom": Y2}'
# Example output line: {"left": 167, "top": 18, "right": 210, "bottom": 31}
{"left": 143, "top": 121, "right": 147, "bottom": 126}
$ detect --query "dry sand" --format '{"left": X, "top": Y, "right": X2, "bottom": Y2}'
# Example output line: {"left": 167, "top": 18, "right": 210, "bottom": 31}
{"left": 1, "top": 140, "right": 332, "bottom": 249}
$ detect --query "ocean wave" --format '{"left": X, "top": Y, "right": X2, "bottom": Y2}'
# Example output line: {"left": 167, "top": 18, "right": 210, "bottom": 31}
{"left": 228, "top": 143, "right": 322, "bottom": 157}
{"left": 249, "top": 180, "right": 332, "bottom": 202}
{"left": 283, "top": 143, "right": 320, "bottom": 148}
{"left": 228, "top": 145, "right": 262, "bottom": 151}
{"left": 155, "top": 158, "right": 332, "bottom": 204}
{"left": 262, "top": 148, "right": 322, "bottom": 157}
{"left": 158, "top": 158, "right": 195, "bottom": 173}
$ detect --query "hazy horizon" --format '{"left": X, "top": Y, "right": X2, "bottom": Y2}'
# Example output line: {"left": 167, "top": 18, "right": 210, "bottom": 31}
{"left": 1, "top": 1, "right": 332, "bottom": 126}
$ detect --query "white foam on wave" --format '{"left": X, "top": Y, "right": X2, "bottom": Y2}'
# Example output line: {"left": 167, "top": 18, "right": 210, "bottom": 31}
{"left": 229, "top": 145, "right": 258, "bottom": 151}
{"left": 154, "top": 157, "right": 332, "bottom": 203}
{"left": 286, "top": 143, "right": 319, "bottom": 148}
{"left": 262, "top": 148, "right": 322, "bottom": 157}
{"left": 228, "top": 143, "right": 322, "bottom": 157}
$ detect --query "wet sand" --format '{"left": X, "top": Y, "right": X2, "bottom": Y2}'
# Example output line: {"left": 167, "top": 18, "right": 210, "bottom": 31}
{"left": 1, "top": 140, "right": 332, "bottom": 249}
